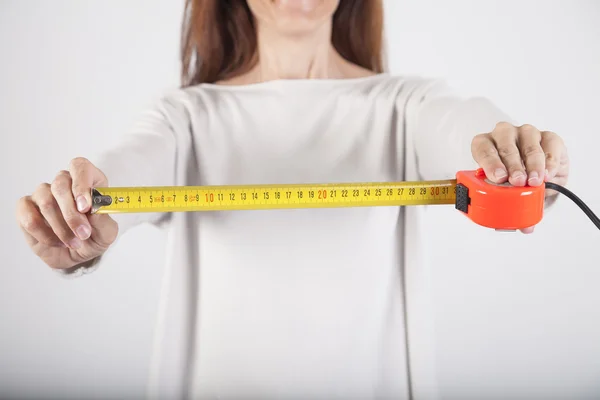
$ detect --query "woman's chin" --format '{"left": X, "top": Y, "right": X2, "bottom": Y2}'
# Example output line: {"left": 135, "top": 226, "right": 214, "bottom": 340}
{"left": 248, "top": 0, "right": 340, "bottom": 35}
{"left": 273, "top": 0, "right": 322, "bottom": 13}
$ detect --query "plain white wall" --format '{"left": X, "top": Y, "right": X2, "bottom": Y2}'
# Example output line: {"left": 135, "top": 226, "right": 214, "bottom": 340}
{"left": 1, "top": 1, "right": 599, "bottom": 399}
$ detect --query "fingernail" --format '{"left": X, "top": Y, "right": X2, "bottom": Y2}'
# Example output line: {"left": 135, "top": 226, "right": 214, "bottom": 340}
{"left": 76, "top": 225, "right": 91, "bottom": 240}
{"left": 494, "top": 168, "right": 507, "bottom": 179}
{"left": 528, "top": 171, "right": 540, "bottom": 185}
{"left": 69, "top": 237, "right": 82, "bottom": 249}
{"left": 76, "top": 196, "right": 87, "bottom": 212}
{"left": 512, "top": 171, "right": 525, "bottom": 180}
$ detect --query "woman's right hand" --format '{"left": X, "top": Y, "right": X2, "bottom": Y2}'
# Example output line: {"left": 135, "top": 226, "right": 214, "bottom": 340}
{"left": 16, "top": 158, "right": 118, "bottom": 270}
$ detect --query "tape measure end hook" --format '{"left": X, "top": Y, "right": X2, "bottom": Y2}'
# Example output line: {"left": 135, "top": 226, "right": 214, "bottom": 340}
{"left": 91, "top": 188, "right": 112, "bottom": 214}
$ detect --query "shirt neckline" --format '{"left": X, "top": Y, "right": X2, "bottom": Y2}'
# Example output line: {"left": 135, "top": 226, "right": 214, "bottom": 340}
{"left": 194, "top": 72, "right": 391, "bottom": 92}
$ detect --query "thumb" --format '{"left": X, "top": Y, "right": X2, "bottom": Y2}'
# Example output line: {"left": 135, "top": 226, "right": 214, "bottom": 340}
{"left": 69, "top": 157, "right": 108, "bottom": 214}
{"left": 87, "top": 213, "right": 119, "bottom": 249}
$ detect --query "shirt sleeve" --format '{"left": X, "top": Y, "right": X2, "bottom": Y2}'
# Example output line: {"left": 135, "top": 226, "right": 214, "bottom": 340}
{"left": 411, "top": 81, "right": 515, "bottom": 180}
{"left": 56, "top": 91, "right": 189, "bottom": 277}
{"left": 409, "top": 80, "right": 560, "bottom": 209}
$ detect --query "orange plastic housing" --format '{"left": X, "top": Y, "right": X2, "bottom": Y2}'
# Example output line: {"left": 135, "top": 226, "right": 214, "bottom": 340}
{"left": 455, "top": 168, "right": 545, "bottom": 230}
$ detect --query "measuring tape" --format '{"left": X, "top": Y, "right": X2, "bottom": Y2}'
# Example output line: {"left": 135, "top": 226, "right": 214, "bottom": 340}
{"left": 91, "top": 169, "right": 545, "bottom": 230}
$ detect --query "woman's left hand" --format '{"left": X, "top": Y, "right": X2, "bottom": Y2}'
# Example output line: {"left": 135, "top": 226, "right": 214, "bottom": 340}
{"left": 470, "top": 122, "right": 569, "bottom": 234}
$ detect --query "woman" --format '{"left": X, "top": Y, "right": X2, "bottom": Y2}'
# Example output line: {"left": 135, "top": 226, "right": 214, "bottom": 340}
{"left": 16, "top": 0, "right": 569, "bottom": 398}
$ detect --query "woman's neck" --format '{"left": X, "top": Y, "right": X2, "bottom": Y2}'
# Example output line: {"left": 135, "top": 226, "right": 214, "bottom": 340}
{"left": 254, "top": 21, "right": 341, "bottom": 80}
{"left": 219, "top": 21, "right": 375, "bottom": 85}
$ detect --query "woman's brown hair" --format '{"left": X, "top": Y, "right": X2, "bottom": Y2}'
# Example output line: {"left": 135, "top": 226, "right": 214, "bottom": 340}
{"left": 180, "top": 0, "right": 384, "bottom": 87}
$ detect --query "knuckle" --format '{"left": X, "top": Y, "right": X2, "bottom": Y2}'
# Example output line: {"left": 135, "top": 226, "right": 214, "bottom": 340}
{"left": 497, "top": 145, "right": 519, "bottom": 158}
{"left": 39, "top": 236, "right": 57, "bottom": 247}
{"left": 471, "top": 134, "right": 485, "bottom": 150}
{"left": 471, "top": 133, "right": 489, "bottom": 143}
{"left": 478, "top": 145, "right": 498, "bottom": 160}
{"left": 63, "top": 213, "right": 82, "bottom": 228}
{"left": 32, "top": 186, "right": 56, "bottom": 212}
{"left": 69, "top": 157, "right": 90, "bottom": 171}
{"left": 53, "top": 225, "right": 72, "bottom": 241}
{"left": 521, "top": 144, "right": 544, "bottom": 158}
{"left": 507, "top": 164, "right": 525, "bottom": 174}
{"left": 35, "top": 182, "right": 51, "bottom": 194}
{"left": 471, "top": 133, "right": 489, "bottom": 149}
{"left": 17, "top": 196, "right": 34, "bottom": 224}
{"left": 56, "top": 170, "right": 71, "bottom": 181}
{"left": 541, "top": 130, "right": 558, "bottom": 140}
{"left": 37, "top": 195, "right": 56, "bottom": 213}
{"left": 21, "top": 214, "right": 42, "bottom": 232}
{"left": 494, "top": 121, "right": 514, "bottom": 132}
{"left": 519, "top": 124, "right": 539, "bottom": 136}
{"left": 17, "top": 196, "right": 30, "bottom": 210}
{"left": 542, "top": 131, "right": 566, "bottom": 149}
{"left": 50, "top": 175, "right": 71, "bottom": 196}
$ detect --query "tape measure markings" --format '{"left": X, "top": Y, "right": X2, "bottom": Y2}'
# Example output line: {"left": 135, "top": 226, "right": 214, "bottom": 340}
{"left": 92, "top": 180, "right": 457, "bottom": 214}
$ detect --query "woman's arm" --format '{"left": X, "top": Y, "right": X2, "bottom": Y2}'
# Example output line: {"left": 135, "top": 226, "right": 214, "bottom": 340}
{"left": 52, "top": 92, "right": 191, "bottom": 276}
{"left": 408, "top": 80, "right": 567, "bottom": 212}
{"left": 92, "top": 96, "right": 183, "bottom": 231}
{"left": 410, "top": 82, "right": 514, "bottom": 179}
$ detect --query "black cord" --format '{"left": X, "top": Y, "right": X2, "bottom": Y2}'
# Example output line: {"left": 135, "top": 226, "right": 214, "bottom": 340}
{"left": 545, "top": 182, "right": 600, "bottom": 230}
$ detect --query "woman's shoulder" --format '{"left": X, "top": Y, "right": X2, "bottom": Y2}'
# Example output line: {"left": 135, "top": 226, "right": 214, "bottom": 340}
{"left": 333, "top": 73, "right": 454, "bottom": 109}
{"left": 147, "top": 73, "right": 453, "bottom": 115}
{"left": 372, "top": 73, "right": 451, "bottom": 98}
{"left": 138, "top": 85, "right": 219, "bottom": 123}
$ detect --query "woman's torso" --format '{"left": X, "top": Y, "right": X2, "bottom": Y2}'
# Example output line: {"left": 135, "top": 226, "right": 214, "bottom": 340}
{"left": 158, "top": 74, "right": 414, "bottom": 399}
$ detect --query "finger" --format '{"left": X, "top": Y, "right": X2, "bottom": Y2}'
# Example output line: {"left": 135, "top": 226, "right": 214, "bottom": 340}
{"left": 87, "top": 214, "right": 119, "bottom": 249}
{"left": 517, "top": 124, "right": 544, "bottom": 186}
{"left": 32, "top": 182, "right": 80, "bottom": 249}
{"left": 557, "top": 148, "right": 570, "bottom": 178}
{"left": 20, "top": 222, "right": 39, "bottom": 248}
{"left": 520, "top": 226, "right": 535, "bottom": 234}
{"left": 540, "top": 131, "right": 565, "bottom": 180}
{"left": 69, "top": 157, "right": 107, "bottom": 214}
{"left": 545, "top": 169, "right": 568, "bottom": 199}
{"left": 491, "top": 122, "right": 526, "bottom": 186}
{"left": 471, "top": 133, "right": 508, "bottom": 183}
{"left": 50, "top": 171, "right": 92, "bottom": 244}
{"left": 17, "top": 195, "right": 65, "bottom": 248}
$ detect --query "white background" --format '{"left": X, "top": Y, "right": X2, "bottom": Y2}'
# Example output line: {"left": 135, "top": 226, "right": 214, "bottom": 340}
{"left": 1, "top": 1, "right": 599, "bottom": 399}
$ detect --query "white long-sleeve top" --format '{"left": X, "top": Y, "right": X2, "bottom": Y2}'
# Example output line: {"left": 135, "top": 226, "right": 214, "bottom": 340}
{"left": 67, "top": 74, "right": 515, "bottom": 399}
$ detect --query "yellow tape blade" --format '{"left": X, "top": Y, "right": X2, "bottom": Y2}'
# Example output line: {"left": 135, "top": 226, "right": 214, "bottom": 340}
{"left": 91, "top": 180, "right": 457, "bottom": 214}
